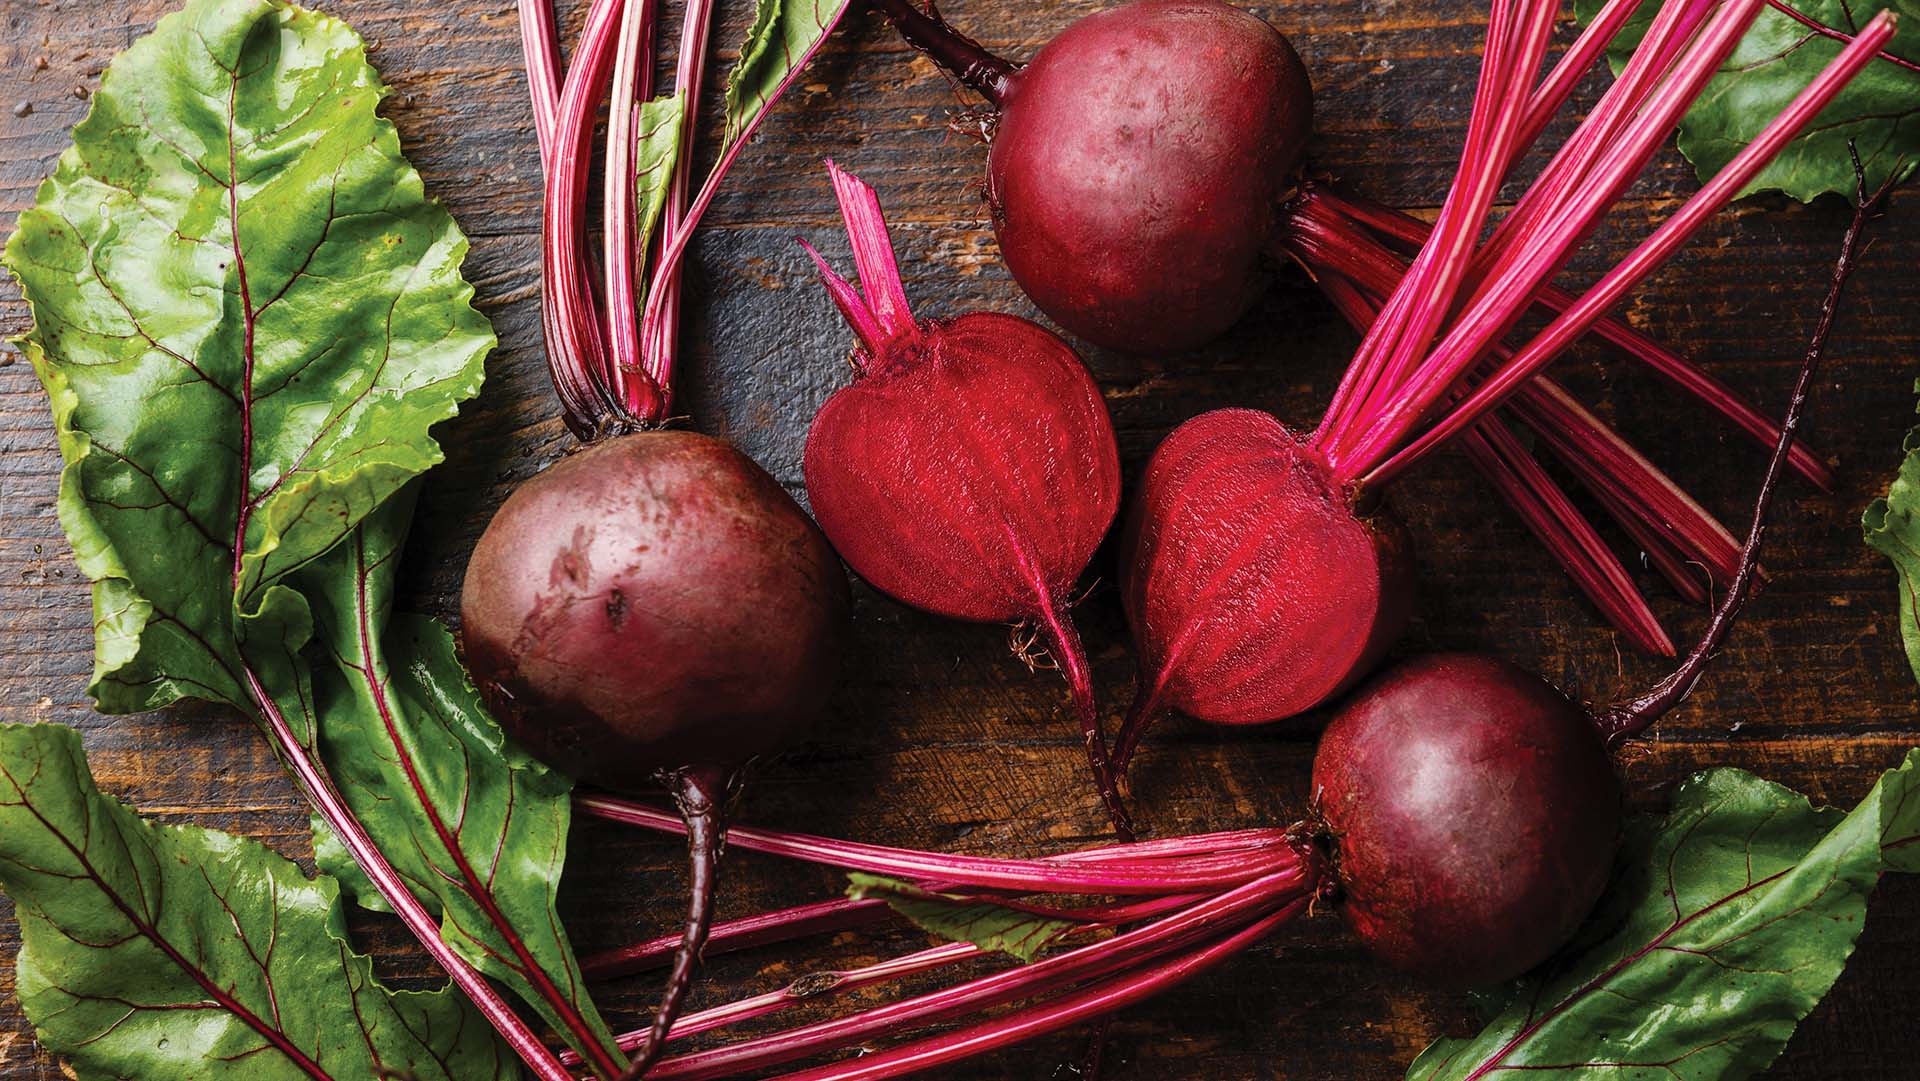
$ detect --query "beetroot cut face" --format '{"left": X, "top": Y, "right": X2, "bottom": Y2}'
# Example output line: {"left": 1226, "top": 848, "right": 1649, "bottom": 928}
{"left": 1312, "top": 653, "right": 1622, "bottom": 987}
{"left": 1112, "top": 408, "right": 1413, "bottom": 768}
{"left": 799, "top": 162, "right": 1132, "bottom": 837}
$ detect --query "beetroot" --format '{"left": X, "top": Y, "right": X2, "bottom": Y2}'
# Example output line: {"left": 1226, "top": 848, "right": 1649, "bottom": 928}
{"left": 1312, "top": 654, "right": 1620, "bottom": 985}
{"left": 462, "top": 431, "right": 847, "bottom": 1078}
{"left": 980, "top": 0, "right": 1313, "bottom": 351}
{"left": 800, "top": 163, "right": 1131, "bottom": 836}
{"left": 1118, "top": 410, "right": 1412, "bottom": 732}
{"left": 462, "top": 432, "right": 847, "bottom": 786}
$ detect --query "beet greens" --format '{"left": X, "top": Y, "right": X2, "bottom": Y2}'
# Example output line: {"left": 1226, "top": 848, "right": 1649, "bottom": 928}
{"left": 3, "top": 0, "right": 622, "bottom": 1074}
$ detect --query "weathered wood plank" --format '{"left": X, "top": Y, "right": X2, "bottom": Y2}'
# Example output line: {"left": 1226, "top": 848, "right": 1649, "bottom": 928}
{"left": 1, "top": 0, "right": 1917, "bottom": 1076}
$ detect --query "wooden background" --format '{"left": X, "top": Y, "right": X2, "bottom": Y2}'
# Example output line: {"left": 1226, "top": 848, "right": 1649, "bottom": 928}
{"left": 1, "top": 0, "right": 1917, "bottom": 1076}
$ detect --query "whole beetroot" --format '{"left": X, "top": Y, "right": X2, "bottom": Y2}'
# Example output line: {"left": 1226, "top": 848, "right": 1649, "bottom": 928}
{"left": 1312, "top": 653, "right": 1621, "bottom": 986}
{"left": 462, "top": 430, "right": 848, "bottom": 1077}
{"left": 1115, "top": 410, "right": 1413, "bottom": 756}
{"left": 986, "top": 0, "right": 1313, "bottom": 351}
{"left": 799, "top": 162, "right": 1131, "bottom": 837}
{"left": 462, "top": 432, "right": 847, "bottom": 783}
{"left": 873, "top": 0, "right": 1311, "bottom": 353}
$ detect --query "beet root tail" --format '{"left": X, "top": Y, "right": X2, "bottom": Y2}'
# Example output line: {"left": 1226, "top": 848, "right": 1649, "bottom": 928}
{"left": 1032, "top": 599, "right": 1134, "bottom": 842}
{"left": 868, "top": 0, "right": 1017, "bottom": 107}
{"left": 621, "top": 766, "right": 731, "bottom": 1080}
{"left": 1108, "top": 684, "right": 1164, "bottom": 794}
{"left": 1597, "top": 150, "right": 1899, "bottom": 745}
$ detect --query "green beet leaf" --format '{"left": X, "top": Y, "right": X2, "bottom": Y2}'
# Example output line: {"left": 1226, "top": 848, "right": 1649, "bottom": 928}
{"left": 1572, "top": 0, "right": 1919, "bottom": 202}
{"left": 722, "top": 0, "right": 855, "bottom": 153}
{"left": 0, "top": 722, "right": 521, "bottom": 1080}
{"left": 7, "top": 0, "right": 490, "bottom": 715}
{"left": 633, "top": 91, "right": 687, "bottom": 287}
{"left": 1409, "top": 748, "right": 1920, "bottom": 1081}
{"left": 299, "top": 492, "right": 618, "bottom": 1061}
{"left": 1863, "top": 382, "right": 1920, "bottom": 682}
{"left": 846, "top": 873, "right": 1081, "bottom": 962}
{"left": 4, "top": 0, "right": 620, "bottom": 1067}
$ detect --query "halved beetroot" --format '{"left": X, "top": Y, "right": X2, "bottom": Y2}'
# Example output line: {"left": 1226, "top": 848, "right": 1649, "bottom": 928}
{"left": 1114, "top": 409, "right": 1413, "bottom": 766}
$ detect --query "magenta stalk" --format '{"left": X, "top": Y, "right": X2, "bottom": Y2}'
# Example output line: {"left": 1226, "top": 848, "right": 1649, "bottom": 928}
{"left": 576, "top": 792, "right": 1296, "bottom": 893}
{"left": 1599, "top": 152, "right": 1900, "bottom": 743}
{"left": 758, "top": 902, "right": 1307, "bottom": 1081}
{"left": 648, "top": 873, "right": 1310, "bottom": 1079}
{"left": 1360, "top": 11, "right": 1897, "bottom": 487}
{"left": 247, "top": 676, "right": 583, "bottom": 1081}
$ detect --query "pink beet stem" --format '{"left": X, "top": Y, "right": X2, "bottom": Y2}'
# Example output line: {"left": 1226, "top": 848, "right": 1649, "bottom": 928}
{"left": 1320, "top": 0, "right": 1554, "bottom": 441}
{"left": 586, "top": 896, "right": 892, "bottom": 980}
{"left": 568, "top": 894, "right": 1202, "bottom": 1063}
{"left": 541, "top": 0, "right": 629, "bottom": 436}
{"left": 601, "top": 943, "right": 980, "bottom": 1060}
{"left": 583, "top": 886, "right": 1193, "bottom": 986}
{"left": 1335, "top": 0, "right": 1772, "bottom": 480}
{"left": 1316, "top": 273, "right": 1675, "bottom": 655}
{"left": 517, "top": 0, "right": 563, "bottom": 158}
{"left": 1300, "top": 185, "right": 1833, "bottom": 489}
{"left": 1326, "top": 0, "right": 1730, "bottom": 460}
{"left": 1361, "top": 11, "right": 1897, "bottom": 487}
{"left": 575, "top": 791, "right": 1296, "bottom": 892}
{"left": 826, "top": 160, "right": 920, "bottom": 341}
{"left": 755, "top": 901, "right": 1307, "bottom": 1081}
{"left": 1357, "top": 0, "right": 1562, "bottom": 423}
{"left": 1283, "top": 210, "right": 1746, "bottom": 605}
{"left": 1577, "top": 466, "right": 1714, "bottom": 605}
{"left": 638, "top": 0, "right": 857, "bottom": 374}
{"left": 799, "top": 236, "right": 894, "bottom": 357}
{"left": 604, "top": 0, "right": 661, "bottom": 416}
{"left": 1469, "top": 418, "right": 1676, "bottom": 655}
{"left": 638, "top": 0, "right": 717, "bottom": 404}
{"left": 646, "top": 874, "right": 1309, "bottom": 1080}
{"left": 248, "top": 677, "right": 586, "bottom": 1081}
{"left": 1598, "top": 151, "right": 1898, "bottom": 744}
{"left": 1506, "top": 379, "right": 1743, "bottom": 584}
{"left": 1517, "top": 0, "right": 1644, "bottom": 151}
{"left": 1459, "top": 0, "right": 1724, "bottom": 302}
{"left": 804, "top": 161, "right": 927, "bottom": 359}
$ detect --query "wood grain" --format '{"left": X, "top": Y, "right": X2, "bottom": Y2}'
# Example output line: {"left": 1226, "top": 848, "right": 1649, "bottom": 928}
{"left": 1, "top": 0, "right": 1917, "bottom": 1076}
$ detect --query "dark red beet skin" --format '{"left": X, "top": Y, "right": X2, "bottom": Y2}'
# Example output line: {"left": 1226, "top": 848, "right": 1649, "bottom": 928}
{"left": 1118, "top": 409, "right": 1413, "bottom": 731}
{"left": 460, "top": 430, "right": 849, "bottom": 785}
{"left": 985, "top": 0, "right": 1313, "bottom": 352}
{"left": 1313, "top": 653, "right": 1622, "bottom": 987}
